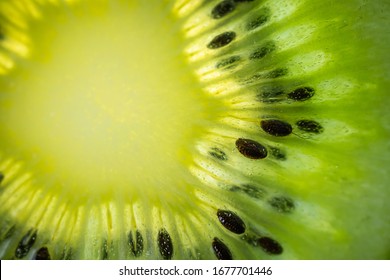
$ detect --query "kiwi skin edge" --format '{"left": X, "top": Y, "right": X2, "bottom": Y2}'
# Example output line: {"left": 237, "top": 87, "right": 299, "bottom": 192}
{"left": 0, "top": 0, "right": 389, "bottom": 260}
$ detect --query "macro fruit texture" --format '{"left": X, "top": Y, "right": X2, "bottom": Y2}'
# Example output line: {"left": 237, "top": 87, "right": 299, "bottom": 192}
{"left": 0, "top": 0, "right": 389, "bottom": 260}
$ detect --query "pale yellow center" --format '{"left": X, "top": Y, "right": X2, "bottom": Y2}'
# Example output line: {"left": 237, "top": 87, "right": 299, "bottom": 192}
{"left": 0, "top": 2, "right": 218, "bottom": 200}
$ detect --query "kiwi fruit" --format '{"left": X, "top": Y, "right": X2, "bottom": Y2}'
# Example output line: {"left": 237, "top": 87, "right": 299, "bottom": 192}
{"left": 0, "top": 0, "right": 389, "bottom": 260}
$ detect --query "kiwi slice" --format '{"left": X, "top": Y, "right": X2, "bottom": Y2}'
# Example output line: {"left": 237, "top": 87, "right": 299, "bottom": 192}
{"left": 0, "top": 0, "right": 389, "bottom": 260}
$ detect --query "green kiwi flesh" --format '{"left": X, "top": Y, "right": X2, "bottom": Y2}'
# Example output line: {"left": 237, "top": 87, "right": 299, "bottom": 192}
{"left": 0, "top": 0, "right": 389, "bottom": 259}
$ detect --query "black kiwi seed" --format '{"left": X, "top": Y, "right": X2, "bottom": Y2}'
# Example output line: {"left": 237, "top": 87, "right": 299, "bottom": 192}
{"left": 158, "top": 228, "right": 173, "bottom": 260}
{"left": 249, "top": 41, "right": 276, "bottom": 60}
{"left": 233, "top": 0, "right": 255, "bottom": 2}
{"left": 33, "top": 247, "right": 51, "bottom": 260}
{"left": 216, "top": 55, "right": 241, "bottom": 69}
{"left": 241, "top": 184, "right": 266, "bottom": 199}
{"left": 287, "top": 87, "right": 315, "bottom": 101}
{"left": 265, "top": 68, "right": 288, "bottom": 79}
{"left": 268, "top": 196, "right": 295, "bottom": 213}
{"left": 212, "top": 237, "right": 233, "bottom": 260}
{"left": 0, "top": 172, "right": 4, "bottom": 184}
{"left": 246, "top": 8, "right": 270, "bottom": 31}
{"left": 296, "top": 120, "right": 324, "bottom": 134}
{"left": 260, "top": 119, "right": 293, "bottom": 136}
{"left": 211, "top": 1, "right": 236, "bottom": 19}
{"left": 15, "top": 229, "right": 38, "bottom": 259}
{"left": 207, "top": 31, "right": 236, "bottom": 49}
{"left": 230, "top": 184, "right": 266, "bottom": 199}
{"left": 244, "top": 68, "right": 287, "bottom": 84}
{"left": 258, "top": 237, "right": 283, "bottom": 255}
{"left": 235, "top": 138, "right": 267, "bottom": 159}
{"left": 217, "top": 209, "right": 246, "bottom": 234}
{"left": 128, "top": 230, "right": 143, "bottom": 257}
{"left": 209, "top": 147, "right": 228, "bottom": 161}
